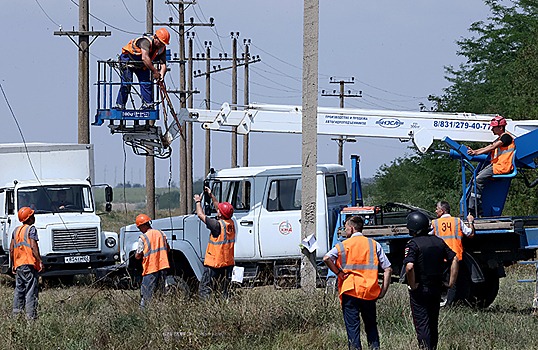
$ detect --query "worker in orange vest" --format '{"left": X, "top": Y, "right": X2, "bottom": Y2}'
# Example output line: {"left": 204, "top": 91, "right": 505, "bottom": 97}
{"left": 194, "top": 186, "right": 235, "bottom": 300}
{"left": 432, "top": 201, "right": 474, "bottom": 306}
{"left": 324, "top": 216, "right": 392, "bottom": 350}
{"left": 10, "top": 207, "right": 43, "bottom": 319}
{"left": 466, "top": 115, "right": 515, "bottom": 215}
{"left": 114, "top": 28, "right": 170, "bottom": 110}
{"left": 134, "top": 214, "right": 170, "bottom": 308}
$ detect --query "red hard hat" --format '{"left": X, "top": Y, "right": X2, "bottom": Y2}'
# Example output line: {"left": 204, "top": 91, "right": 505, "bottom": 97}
{"left": 490, "top": 115, "right": 507, "bottom": 127}
{"left": 155, "top": 28, "right": 170, "bottom": 45}
{"left": 18, "top": 207, "right": 35, "bottom": 223}
{"left": 135, "top": 214, "right": 152, "bottom": 227}
{"left": 218, "top": 202, "right": 234, "bottom": 219}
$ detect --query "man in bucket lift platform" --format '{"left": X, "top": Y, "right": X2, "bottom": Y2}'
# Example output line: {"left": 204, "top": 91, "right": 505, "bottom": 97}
{"left": 114, "top": 28, "right": 170, "bottom": 110}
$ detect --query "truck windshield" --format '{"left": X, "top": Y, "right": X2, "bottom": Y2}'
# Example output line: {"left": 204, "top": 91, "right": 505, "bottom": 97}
{"left": 17, "top": 185, "right": 93, "bottom": 213}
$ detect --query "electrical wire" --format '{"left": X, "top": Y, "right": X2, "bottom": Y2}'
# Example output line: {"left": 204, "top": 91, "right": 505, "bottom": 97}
{"left": 120, "top": 0, "right": 144, "bottom": 23}
{"left": 34, "top": 0, "right": 61, "bottom": 27}
{"left": 69, "top": 0, "right": 142, "bottom": 35}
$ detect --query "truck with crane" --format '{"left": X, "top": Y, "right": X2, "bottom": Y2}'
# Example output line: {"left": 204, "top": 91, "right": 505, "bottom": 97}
{"left": 108, "top": 102, "right": 538, "bottom": 307}
{"left": 0, "top": 143, "right": 118, "bottom": 278}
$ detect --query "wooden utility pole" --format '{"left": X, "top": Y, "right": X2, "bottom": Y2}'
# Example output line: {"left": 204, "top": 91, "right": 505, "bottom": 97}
{"left": 231, "top": 32, "right": 239, "bottom": 168}
{"left": 204, "top": 42, "right": 212, "bottom": 176}
{"left": 322, "top": 77, "right": 361, "bottom": 165}
{"left": 145, "top": 0, "right": 155, "bottom": 218}
{"left": 186, "top": 32, "right": 194, "bottom": 213}
{"left": 156, "top": 1, "right": 212, "bottom": 215}
{"left": 193, "top": 42, "right": 260, "bottom": 172}
{"left": 301, "top": 0, "right": 319, "bottom": 292}
{"left": 54, "top": 0, "right": 110, "bottom": 144}
{"left": 243, "top": 39, "right": 251, "bottom": 167}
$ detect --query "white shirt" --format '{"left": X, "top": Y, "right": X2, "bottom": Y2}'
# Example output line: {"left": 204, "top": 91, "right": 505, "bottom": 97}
{"left": 325, "top": 232, "right": 391, "bottom": 270}
{"left": 431, "top": 214, "right": 473, "bottom": 237}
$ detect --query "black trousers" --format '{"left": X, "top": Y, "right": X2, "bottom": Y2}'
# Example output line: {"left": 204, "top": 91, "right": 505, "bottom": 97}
{"left": 341, "top": 294, "right": 380, "bottom": 350}
{"left": 198, "top": 266, "right": 233, "bottom": 300}
{"left": 409, "top": 286, "right": 441, "bottom": 350}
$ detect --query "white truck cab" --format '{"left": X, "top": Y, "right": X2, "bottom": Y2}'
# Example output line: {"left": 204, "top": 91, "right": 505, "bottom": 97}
{"left": 120, "top": 163, "right": 349, "bottom": 287}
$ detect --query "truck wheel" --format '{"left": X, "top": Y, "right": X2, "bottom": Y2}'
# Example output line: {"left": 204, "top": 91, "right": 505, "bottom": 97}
{"left": 465, "top": 268, "right": 499, "bottom": 308}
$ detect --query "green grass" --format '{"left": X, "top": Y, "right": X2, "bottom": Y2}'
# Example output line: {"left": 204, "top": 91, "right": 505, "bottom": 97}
{"left": 0, "top": 265, "right": 536, "bottom": 349}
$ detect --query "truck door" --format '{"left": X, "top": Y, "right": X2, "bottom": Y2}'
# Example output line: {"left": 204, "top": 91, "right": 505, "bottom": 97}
{"left": 211, "top": 179, "right": 256, "bottom": 259}
{"left": 258, "top": 176, "right": 302, "bottom": 258}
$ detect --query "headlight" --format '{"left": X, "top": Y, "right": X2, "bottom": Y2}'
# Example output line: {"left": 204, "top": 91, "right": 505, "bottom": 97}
{"left": 105, "top": 237, "right": 116, "bottom": 248}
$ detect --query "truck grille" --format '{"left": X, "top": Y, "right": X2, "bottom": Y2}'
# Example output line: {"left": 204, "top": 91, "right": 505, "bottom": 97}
{"left": 52, "top": 228, "right": 98, "bottom": 251}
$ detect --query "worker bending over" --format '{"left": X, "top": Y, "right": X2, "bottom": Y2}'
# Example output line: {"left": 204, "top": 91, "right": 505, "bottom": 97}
{"left": 115, "top": 28, "right": 170, "bottom": 110}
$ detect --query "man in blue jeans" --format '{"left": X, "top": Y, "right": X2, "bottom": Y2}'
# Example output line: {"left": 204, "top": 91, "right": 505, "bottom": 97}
{"left": 115, "top": 28, "right": 170, "bottom": 109}
{"left": 324, "top": 216, "right": 392, "bottom": 350}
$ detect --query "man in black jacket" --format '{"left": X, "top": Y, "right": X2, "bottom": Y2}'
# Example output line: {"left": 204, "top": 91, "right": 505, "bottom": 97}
{"left": 404, "top": 211, "right": 458, "bottom": 350}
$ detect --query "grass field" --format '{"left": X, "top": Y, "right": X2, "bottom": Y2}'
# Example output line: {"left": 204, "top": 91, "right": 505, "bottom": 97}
{"left": 0, "top": 265, "right": 536, "bottom": 349}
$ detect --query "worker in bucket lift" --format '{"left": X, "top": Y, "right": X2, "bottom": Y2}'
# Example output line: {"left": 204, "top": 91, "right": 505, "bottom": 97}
{"left": 324, "top": 216, "right": 392, "bottom": 350}
{"left": 134, "top": 214, "right": 170, "bottom": 309}
{"left": 10, "top": 207, "right": 44, "bottom": 320}
{"left": 194, "top": 186, "right": 236, "bottom": 300}
{"left": 114, "top": 28, "right": 170, "bottom": 110}
{"left": 466, "top": 115, "right": 515, "bottom": 216}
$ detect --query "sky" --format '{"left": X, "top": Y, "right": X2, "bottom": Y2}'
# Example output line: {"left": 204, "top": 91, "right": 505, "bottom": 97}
{"left": 0, "top": 1, "right": 491, "bottom": 187}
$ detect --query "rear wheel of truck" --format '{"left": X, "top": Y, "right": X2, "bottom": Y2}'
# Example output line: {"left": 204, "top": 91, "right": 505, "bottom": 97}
{"left": 464, "top": 268, "right": 500, "bottom": 308}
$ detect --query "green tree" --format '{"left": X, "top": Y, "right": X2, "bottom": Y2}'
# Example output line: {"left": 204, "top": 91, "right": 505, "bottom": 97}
{"left": 370, "top": 0, "right": 538, "bottom": 215}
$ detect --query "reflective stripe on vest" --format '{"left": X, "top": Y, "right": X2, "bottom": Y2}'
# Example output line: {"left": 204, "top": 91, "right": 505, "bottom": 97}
{"left": 122, "top": 36, "right": 165, "bottom": 61}
{"left": 432, "top": 216, "right": 463, "bottom": 260}
{"left": 335, "top": 235, "right": 381, "bottom": 301}
{"left": 140, "top": 229, "right": 170, "bottom": 276}
{"left": 13, "top": 225, "right": 37, "bottom": 269}
{"left": 204, "top": 219, "right": 235, "bottom": 268}
{"left": 491, "top": 132, "right": 515, "bottom": 174}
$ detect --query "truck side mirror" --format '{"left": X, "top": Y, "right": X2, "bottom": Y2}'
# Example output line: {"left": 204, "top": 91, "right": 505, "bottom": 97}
{"left": 105, "top": 186, "right": 113, "bottom": 203}
{"left": 203, "top": 180, "right": 211, "bottom": 216}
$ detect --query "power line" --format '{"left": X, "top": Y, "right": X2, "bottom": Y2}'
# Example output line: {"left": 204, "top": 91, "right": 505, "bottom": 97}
{"left": 68, "top": 0, "right": 142, "bottom": 35}
{"left": 35, "top": 0, "right": 61, "bottom": 27}
{"left": 120, "top": 0, "right": 144, "bottom": 23}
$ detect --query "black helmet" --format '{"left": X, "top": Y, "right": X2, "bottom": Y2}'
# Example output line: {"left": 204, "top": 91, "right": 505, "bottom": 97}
{"left": 406, "top": 211, "right": 430, "bottom": 236}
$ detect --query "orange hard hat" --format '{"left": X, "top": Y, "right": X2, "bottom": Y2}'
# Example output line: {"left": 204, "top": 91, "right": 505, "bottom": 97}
{"left": 490, "top": 115, "right": 507, "bottom": 127}
{"left": 218, "top": 202, "right": 234, "bottom": 219}
{"left": 18, "top": 207, "right": 35, "bottom": 223}
{"left": 135, "top": 214, "right": 152, "bottom": 227}
{"left": 155, "top": 28, "right": 170, "bottom": 45}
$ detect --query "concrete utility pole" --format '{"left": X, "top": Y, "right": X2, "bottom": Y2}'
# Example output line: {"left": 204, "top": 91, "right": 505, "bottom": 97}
{"left": 321, "top": 77, "right": 361, "bottom": 165}
{"left": 145, "top": 0, "right": 156, "bottom": 219}
{"left": 54, "top": 0, "right": 110, "bottom": 144}
{"left": 231, "top": 33, "right": 239, "bottom": 168}
{"left": 243, "top": 39, "right": 251, "bottom": 167}
{"left": 204, "top": 42, "right": 212, "bottom": 175}
{"left": 155, "top": 2, "right": 212, "bottom": 215}
{"left": 301, "top": 0, "right": 319, "bottom": 292}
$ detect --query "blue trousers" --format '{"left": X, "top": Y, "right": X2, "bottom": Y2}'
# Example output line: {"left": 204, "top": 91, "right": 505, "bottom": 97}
{"left": 140, "top": 269, "right": 167, "bottom": 309}
{"left": 116, "top": 53, "right": 153, "bottom": 106}
{"left": 341, "top": 294, "right": 380, "bottom": 350}
{"left": 13, "top": 265, "right": 39, "bottom": 319}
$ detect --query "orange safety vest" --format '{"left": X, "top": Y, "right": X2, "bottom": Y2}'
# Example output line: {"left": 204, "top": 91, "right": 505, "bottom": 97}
{"left": 491, "top": 132, "right": 515, "bottom": 174}
{"left": 122, "top": 36, "right": 165, "bottom": 61}
{"left": 335, "top": 235, "right": 380, "bottom": 301}
{"left": 204, "top": 219, "right": 235, "bottom": 268}
{"left": 432, "top": 217, "right": 463, "bottom": 260}
{"left": 12, "top": 225, "right": 38, "bottom": 270}
{"left": 140, "top": 229, "right": 170, "bottom": 276}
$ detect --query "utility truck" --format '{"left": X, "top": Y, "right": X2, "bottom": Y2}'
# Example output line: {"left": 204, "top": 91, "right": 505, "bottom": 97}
{"left": 0, "top": 143, "right": 118, "bottom": 277}
{"left": 116, "top": 103, "right": 538, "bottom": 306}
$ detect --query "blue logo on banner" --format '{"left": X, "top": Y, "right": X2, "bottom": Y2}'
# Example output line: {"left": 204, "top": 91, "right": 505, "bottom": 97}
{"left": 376, "top": 118, "right": 404, "bottom": 128}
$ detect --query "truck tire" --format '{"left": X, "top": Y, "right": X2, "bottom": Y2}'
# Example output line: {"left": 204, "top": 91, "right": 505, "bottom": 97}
{"left": 465, "top": 268, "right": 499, "bottom": 308}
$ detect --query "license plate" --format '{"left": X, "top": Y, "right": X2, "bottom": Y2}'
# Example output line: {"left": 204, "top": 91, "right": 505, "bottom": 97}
{"left": 64, "top": 255, "right": 90, "bottom": 264}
